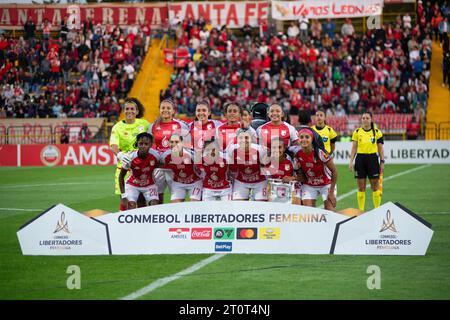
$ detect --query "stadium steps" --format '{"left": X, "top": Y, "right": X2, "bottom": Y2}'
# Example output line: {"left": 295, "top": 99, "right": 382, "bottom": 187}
{"left": 126, "top": 36, "right": 174, "bottom": 123}
{"left": 426, "top": 40, "right": 450, "bottom": 140}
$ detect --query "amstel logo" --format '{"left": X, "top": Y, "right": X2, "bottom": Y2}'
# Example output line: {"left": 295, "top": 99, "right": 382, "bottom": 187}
{"left": 40, "top": 145, "right": 61, "bottom": 166}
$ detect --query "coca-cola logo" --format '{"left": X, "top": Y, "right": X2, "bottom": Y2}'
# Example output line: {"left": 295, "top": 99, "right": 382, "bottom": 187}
{"left": 191, "top": 228, "right": 212, "bottom": 240}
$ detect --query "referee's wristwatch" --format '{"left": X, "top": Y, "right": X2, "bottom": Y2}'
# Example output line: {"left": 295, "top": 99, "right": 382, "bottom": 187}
{"left": 380, "top": 159, "right": 385, "bottom": 163}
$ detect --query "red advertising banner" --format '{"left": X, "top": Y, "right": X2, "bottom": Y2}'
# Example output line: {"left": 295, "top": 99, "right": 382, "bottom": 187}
{"left": 0, "top": 3, "right": 168, "bottom": 29}
{"left": 169, "top": 1, "right": 269, "bottom": 28}
{"left": 0, "top": 145, "right": 18, "bottom": 166}
{"left": 9, "top": 144, "right": 116, "bottom": 167}
{"left": 163, "top": 47, "right": 190, "bottom": 67}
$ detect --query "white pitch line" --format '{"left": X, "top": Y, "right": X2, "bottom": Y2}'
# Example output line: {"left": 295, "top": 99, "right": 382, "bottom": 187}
{"left": 120, "top": 254, "right": 226, "bottom": 300}
{"left": 335, "top": 164, "right": 431, "bottom": 203}
{"left": 0, "top": 208, "right": 43, "bottom": 212}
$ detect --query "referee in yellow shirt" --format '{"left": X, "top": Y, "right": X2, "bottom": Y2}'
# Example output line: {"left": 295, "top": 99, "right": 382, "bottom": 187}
{"left": 312, "top": 109, "right": 338, "bottom": 155}
{"left": 349, "top": 112, "right": 385, "bottom": 212}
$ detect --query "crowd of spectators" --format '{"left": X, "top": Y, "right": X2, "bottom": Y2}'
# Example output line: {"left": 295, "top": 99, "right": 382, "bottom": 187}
{"left": 160, "top": 11, "right": 434, "bottom": 122}
{"left": 0, "top": 16, "right": 151, "bottom": 120}
{"left": 420, "top": 0, "right": 450, "bottom": 88}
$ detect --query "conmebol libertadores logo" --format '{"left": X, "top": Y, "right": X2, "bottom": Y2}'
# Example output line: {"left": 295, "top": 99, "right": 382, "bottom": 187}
{"left": 54, "top": 212, "right": 70, "bottom": 234}
{"left": 380, "top": 210, "right": 398, "bottom": 233}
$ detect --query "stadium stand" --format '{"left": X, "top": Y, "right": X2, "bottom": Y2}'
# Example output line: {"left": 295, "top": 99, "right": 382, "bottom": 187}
{"left": 1, "top": 0, "right": 446, "bottom": 141}
{"left": 159, "top": 11, "right": 431, "bottom": 138}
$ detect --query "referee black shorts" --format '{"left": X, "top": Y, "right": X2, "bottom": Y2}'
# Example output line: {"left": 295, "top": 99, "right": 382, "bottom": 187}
{"left": 354, "top": 153, "right": 380, "bottom": 179}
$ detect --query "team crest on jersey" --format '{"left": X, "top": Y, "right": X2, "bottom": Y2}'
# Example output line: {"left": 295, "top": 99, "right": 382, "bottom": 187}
{"left": 220, "top": 163, "right": 225, "bottom": 168}
{"left": 285, "top": 164, "right": 291, "bottom": 171}
{"left": 138, "top": 126, "right": 144, "bottom": 132}
{"left": 281, "top": 130, "right": 287, "bottom": 136}
{"left": 252, "top": 155, "right": 257, "bottom": 161}
{"left": 207, "top": 124, "right": 212, "bottom": 130}
{"left": 323, "top": 137, "right": 328, "bottom": 142}
{"left": 173, "top": 125, "right": 178, "bottom": 130}
{"left": 150, "top": 160, "right": 155, "bottom": 166}
{"left": 371, "top": 137, "right": 376, "bottom": 144}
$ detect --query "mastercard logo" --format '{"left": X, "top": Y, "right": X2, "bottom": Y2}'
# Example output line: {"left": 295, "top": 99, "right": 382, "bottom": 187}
{"left": 236, "top": 228, "right": 258, "bottom": 240}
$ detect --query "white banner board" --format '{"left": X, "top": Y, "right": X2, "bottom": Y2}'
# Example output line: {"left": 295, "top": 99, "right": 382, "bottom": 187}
{"left": 271, "top": 0, "right": 383, "bottom": 20}
{"left": 333, "top": 141, "right": 450, "bottom": 164}
{"left": 17, "top": 204, "right": 110, "bottom": 256}
{"left": 332, "top": 202, "right": 434, "bottom": 255}
{"left": 97, "top": 201, "right": 346, "bottom": 255}
{"left": 18, "top": 202, "right": 433, "bottom": 256}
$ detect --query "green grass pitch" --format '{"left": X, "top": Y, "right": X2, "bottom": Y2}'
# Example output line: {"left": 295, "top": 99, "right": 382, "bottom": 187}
{"left": 0, "top": 164, "right": 449, "bottom": 300}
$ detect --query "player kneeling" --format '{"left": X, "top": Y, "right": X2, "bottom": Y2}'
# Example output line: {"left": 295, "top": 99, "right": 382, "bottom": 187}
{"left": 196, "top": 139, "right": 232, "bottom": 201}
{"left": 262, "top": 137, "right": 302, "bottom": 204}
{"left": 290, "top": 128, "right": 337, "bottom": 211}
{"left": 162, "top": 133, "right": 203, "bottom": 202}
{"left": 227, "top": 128, "right": 268, "bottom": 201}
{"left": 118, "top": 133, "right": 160, "bottom": 209}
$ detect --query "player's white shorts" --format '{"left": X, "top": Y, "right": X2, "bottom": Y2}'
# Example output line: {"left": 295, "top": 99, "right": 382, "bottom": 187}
{"left": 171, "top": 180, "right": 203, "bottom": 201}
{"left": 202, "top": 187, "right": 232, "bottom": 201}
{"left": 232, "top": 180, "right": 268, "bottom": 201}
{"left": 125, "top": 184, "right": 159, "bottom": 203}
{"left": 154, "top": 168, "right": 173, "bottom": 194}
{"left": 301, "top": 184, "right": 337, "bottom": 201}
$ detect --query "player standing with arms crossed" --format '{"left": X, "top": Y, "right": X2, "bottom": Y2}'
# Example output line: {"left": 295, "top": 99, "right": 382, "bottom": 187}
{"left": 118, "top": 133, "right": 160, "bottom": 209}
{"left": 216, "top": 102, "right": 257, "bottom": 151}
{"left": 110, "top": 98, "right": 150, "bottom": 211}
{"left": 148, "top": 99, "right": 190, "bottom": 203}
{"left": 257, "top": 103, "right": 299, "bottom": 151}
{"left": 349, "top": 112, "right": 385, "bottom": 212}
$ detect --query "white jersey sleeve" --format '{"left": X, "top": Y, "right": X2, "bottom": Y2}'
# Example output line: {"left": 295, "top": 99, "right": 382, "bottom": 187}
{"left": 122, "top": 151, "right": 138, "bottom": 170}
{"left": 286, "top": 122, "right": 299, "bottom": 144}
{"left": 318, "top": 149, "right": 331, "bottom": 163}
{"left": 149, "top": 148, "right": 161, "bottom": 164}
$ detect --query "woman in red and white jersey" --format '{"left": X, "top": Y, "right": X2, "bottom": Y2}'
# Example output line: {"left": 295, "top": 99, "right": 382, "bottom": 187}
{"left": 148, "top": 98, "right": 190, "bottom": 202}
{"left": 262, "top": 137, "right": 301, "bottom": 204}
{"left": 257, "top": 103, "right": 299, "bottom": 151}
{"left": 196, "top": 139, "right": 232, "bottom": 201}
{"left": 161, "top": 133, "right": 203, "bottom": 202}
{"left": 290, "top": 127, "right": 337, "bottom": 210}
{"left": 227, "top": 128, "right": 268, "bottom": 201}
{"left": 262, "top": 137, "right": 295, "bottom": 180}
{"left": 118, "top": 133, "right": 160, "bottom": 209}
{"left": 190, "top": 100, "right": 222, "bottom": 152}
{"left": 216, "top": 102, "right": 257, "bottom": 151}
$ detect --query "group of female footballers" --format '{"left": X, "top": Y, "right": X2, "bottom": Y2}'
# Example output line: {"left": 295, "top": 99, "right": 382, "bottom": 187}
{"left": 110, "top": 97, "right": 385, "bottom": 213}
